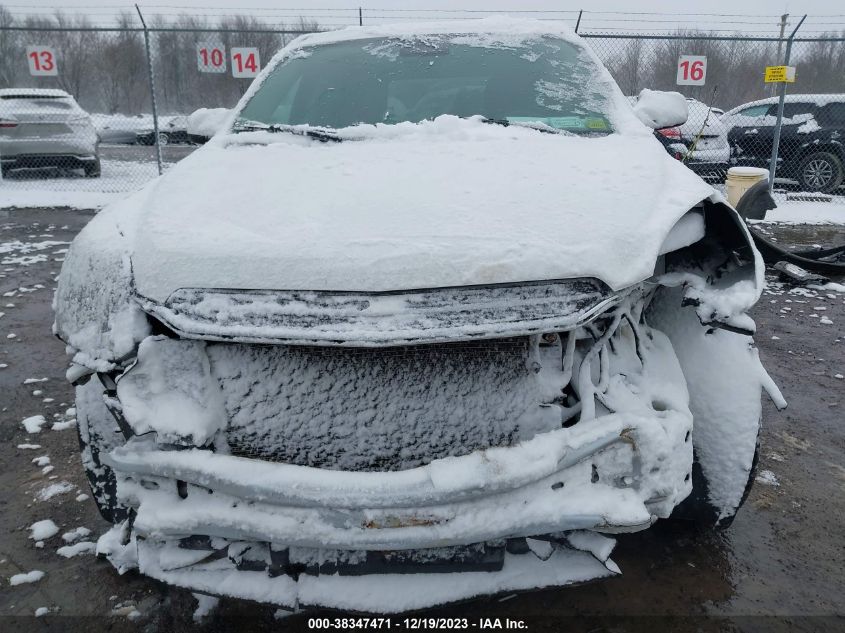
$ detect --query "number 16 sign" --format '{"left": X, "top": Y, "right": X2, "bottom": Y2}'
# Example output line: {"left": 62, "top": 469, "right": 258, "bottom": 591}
{"left": 677, "top": 55, "right": 707, "bottom": 86}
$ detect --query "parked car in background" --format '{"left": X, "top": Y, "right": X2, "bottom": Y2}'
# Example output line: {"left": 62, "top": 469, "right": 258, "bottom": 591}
{"left": 56, "top": 19, "right": 780, "bottom": 612}
{"left": 96, "top": 114, "right": 150, "bottom": 145}
{"left": 187, "top": 107, "right": 231, "bottom": 144}
{"left": 630, "top": 95, "right": 729, "bottom": 180}
{"left": 723, "top": 94, "right": 845, "bottom": 193}
{"left": 136, "top": 115, "right": 191, "bottom": 145}
{"left": 0, "top": 88, "right": 100, "bottom": 177}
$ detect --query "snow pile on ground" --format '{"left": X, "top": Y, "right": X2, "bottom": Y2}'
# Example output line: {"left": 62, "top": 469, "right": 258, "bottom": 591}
{"left": 10, "top": 570, "right": 45, "bottom": 585}
{"left": 62, "top": 526, "right": 92, "bottom": 543}
{"left": 1, "top": 157, "right": 164, "bottom": 211}
{"left": 21, "top": 415, "right": 47, "bottom": 433}
{"left": 29, "top": 519, "right": 59, "bottom": 540}
{"left": 57, "top": 541, "right": 97, "bottom": 558}
{"left": 756, "top": 469, "right": 781, "bottom": 486}
{"left": 0, "top": 240, "right": 69, "bottom": 266}
{"left": 36, "top": 482, "right": 74, "bottom": 501}
{"left": 755, "top": 200, "right": 845, "bottom": 225}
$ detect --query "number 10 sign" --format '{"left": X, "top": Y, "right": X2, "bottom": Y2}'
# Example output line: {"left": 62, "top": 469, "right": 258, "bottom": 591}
{"left": 676, "top": 55, "right": 707, "bottom": 86}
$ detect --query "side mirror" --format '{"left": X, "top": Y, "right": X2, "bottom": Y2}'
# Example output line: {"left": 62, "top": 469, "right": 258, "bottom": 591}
{"left": 633, "top": 89, "right": 688, "bottom": 130}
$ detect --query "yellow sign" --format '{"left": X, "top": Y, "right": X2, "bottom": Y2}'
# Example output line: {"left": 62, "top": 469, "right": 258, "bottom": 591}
{"left": 765, "top": 65, "right": 796, "bottom": 83}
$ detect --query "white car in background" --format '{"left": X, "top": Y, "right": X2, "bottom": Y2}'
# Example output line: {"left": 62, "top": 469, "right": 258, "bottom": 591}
{"left": 55, "top": 18, "right": 782, "bottom": 612}
{"left": 659, "top": 98, "right": 730, "bottom": 178}
{"left": 0, "top": 88, "right": 100, "bottom": 177}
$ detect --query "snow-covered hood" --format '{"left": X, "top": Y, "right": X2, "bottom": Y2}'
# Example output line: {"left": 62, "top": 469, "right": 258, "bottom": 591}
{"left": 129, "top": 117, "right": 714, "bottom": 302}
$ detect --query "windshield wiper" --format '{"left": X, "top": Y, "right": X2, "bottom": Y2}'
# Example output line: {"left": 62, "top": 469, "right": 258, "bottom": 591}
{"left": 478, "top": 116, "right": 568, "bottom": 136}
{"left": 232, "top": 120, "right": 343, "bottom": 143}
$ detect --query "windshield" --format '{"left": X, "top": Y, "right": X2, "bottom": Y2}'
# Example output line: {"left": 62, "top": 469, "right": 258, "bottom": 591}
{"left": 235, "top": 35, "right": 614, "bottom": 134}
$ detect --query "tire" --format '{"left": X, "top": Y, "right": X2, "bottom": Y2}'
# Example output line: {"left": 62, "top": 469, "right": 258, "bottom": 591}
{"left": 83, "top": 158, "right": 101, "bottom": 178}
{"left": 157, "top": 132, "right": 170, "bottom": 146}
{"left": 797, "top": 151, "right": 844, "bottom": 193}
{"left": 76, "top": 377, "right": 129, "bottom": 524}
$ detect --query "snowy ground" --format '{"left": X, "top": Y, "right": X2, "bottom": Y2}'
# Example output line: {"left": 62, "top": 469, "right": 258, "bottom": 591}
{"left": 0, "top": 145, "right": 196, "bottom": 211}
{"left": 0, "top": 208, "right": 843, "bottom": 630}
{"left": 758, "top": 200, "right": 845, "bottom": 225}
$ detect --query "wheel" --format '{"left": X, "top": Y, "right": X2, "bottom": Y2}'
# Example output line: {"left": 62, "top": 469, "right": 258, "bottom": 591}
{"left": 83, "top": 158, "right": 101, "bottom": 178}
{"left": 157, "top": 131, "right": 170, "bottom": 146}
{"left": 76, "top": 377, "right": 129, "bottom": 524}
{"left": 797, "top": 151, "right": 844, "bottom": 193}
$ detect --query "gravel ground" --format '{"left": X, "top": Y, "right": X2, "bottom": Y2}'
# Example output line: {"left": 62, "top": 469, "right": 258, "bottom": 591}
{"left": 0, "top": 208, "right": 843, "bottom": 633}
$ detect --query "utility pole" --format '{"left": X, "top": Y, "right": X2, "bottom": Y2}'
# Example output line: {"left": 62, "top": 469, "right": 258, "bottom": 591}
{"left": 773, "top": 14, "right": 788, "bottom": 96}
{"left": 768, "top": 14, "right": 806, "bottom": 192}
{"left": 136, "top": 4, "right": 162, "bottom": 176}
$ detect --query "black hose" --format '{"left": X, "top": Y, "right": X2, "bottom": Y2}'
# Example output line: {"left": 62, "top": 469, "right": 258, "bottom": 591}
{"left": 748, "top": 228, "right": 845, "bottom": 275}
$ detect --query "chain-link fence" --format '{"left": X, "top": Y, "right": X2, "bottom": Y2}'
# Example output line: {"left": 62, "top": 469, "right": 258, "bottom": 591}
{"left": 584, "top": 31, "right": 845, "bottom": 201}
{"left": 1, "top": 6, "right": 844, "bottom": 206}
{"left": 0, "top": 15, "right": 315, "bottom": 205}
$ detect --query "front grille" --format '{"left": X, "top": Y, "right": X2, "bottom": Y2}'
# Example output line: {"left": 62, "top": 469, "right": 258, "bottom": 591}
{"left": 207, "top": 337, "right": 562, "bottom": 471}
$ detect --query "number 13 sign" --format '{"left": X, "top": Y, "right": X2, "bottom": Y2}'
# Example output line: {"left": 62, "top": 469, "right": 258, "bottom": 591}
{"left": 677, "top": 55, "right": 707, "bottom": 86}
{"left": 27, "top": 46, "right": 58, "bottom": 76}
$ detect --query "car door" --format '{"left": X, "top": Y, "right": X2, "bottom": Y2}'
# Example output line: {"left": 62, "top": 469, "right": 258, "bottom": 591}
{"left": 727, "top": 104, "right": 770, "bottom": 165}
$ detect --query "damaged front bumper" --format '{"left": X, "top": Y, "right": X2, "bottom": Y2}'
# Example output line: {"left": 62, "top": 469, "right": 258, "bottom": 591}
{"left": 94, "top": 285, "right": 697, "bottom": 610}
{"left": 100, "top": 404, "right": 690, "bottom": 611}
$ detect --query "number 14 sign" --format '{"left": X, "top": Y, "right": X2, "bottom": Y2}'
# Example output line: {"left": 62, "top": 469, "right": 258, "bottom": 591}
{"left": 231, "top": 48, "right": 260, "bottom": 78}
{"left": 677, "top": 55, "right": 707, "bottom": 86}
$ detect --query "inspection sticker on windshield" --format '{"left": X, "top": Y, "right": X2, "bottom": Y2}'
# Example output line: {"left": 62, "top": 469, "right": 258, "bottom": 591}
{"left": 507, "top": 116, "right": 608, "bottom": 130}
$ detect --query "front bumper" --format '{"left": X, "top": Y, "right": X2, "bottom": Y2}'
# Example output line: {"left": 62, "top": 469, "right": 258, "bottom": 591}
{"left": 93, "top": 284, "right": 696, "bottom": 610}
{"left": 108, "top": 408, "right": 689, "bottom": 550}
{"left": 101, "top": 406, "right": 689, "bottom": 611}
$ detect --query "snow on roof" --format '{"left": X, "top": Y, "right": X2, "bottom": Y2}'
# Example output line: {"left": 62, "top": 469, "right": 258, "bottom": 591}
{"left": 726, "top": 93, "right": 845, "bottom": 115}
{"left": 0, "top": 88, "right": 70, "bottom": 98}
{"left": 290, "top": 16, "right": 581, "bottom": 50}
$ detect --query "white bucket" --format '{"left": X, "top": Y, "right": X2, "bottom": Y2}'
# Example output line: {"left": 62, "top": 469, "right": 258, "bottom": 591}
{"left": 726, "top": 167, "right": 769, "bottom": 208}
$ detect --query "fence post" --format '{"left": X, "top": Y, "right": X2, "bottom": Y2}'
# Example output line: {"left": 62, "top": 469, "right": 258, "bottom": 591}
{"left": 768, "top": 14, "right": 806, "bottom": 193}
{"left": 359, "top": 7, "right": 363, "bottom": 26}
{"left": 575, "top": 10, "right": 583, "bottom": 33}
{"left": 135, "top": 4, "right": 163, "bottom": 176}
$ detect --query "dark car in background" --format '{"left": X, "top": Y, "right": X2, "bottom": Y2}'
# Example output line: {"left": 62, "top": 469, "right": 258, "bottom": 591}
{"left": 725, "top": 94, "right": 845, "bottom": 193}
{"left": 136, "top": 115, "right": 191, "bottom": 145}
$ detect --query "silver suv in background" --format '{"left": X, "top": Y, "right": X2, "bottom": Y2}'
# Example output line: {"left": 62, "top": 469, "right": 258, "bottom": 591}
{"left": 0, "top": 88, "right": 100, "bottom": 178}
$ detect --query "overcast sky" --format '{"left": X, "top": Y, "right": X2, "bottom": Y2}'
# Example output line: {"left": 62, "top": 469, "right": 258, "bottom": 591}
{"left": 18, "top": 0, "right": 827, "bottom": 12}
{"left": 11, "top": 1, "right": 845, "bottom": 35}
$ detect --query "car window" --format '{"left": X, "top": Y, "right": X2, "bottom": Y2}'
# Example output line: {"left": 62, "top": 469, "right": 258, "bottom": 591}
{"left": 765, "top": 102, "right": 815, "bottom": 118}
{"left": 737, "top": 104, "right": 770, "bottom": 118}
{"left": 237, "top": 35, "right": 615, "bottom": 134}
{"left": 816, "top": 102, "right": 845, "bottom": 126}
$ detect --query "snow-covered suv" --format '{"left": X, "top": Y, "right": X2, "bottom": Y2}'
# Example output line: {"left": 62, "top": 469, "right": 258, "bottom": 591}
{"left": 54, "top": 18, "right": 782, "bottom": 612}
